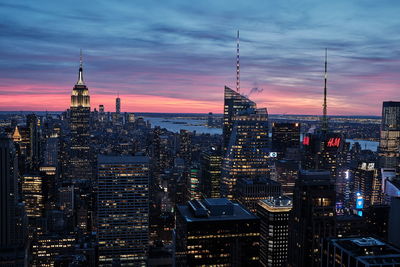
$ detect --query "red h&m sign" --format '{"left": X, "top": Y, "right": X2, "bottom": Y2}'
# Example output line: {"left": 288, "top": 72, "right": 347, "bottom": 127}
{"left": 303, "top": 136, "right": 310, "bottom": 145}
{"left": 327, "top": 137, "right": 341, "bottom": 147}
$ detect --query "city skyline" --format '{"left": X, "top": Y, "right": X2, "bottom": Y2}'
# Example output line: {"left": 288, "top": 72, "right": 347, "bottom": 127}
{"left": 1, "top": 1, "right": 400, "bottom": 115}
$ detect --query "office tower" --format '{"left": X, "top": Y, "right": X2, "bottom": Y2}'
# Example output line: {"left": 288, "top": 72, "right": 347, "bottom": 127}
{"left": 288, "top": 170, "right": 336, "bottom": 267}
{"left": 116, "top": 96, "right": 121, "bottom": 113}
{"left": 1, "top": 134, "right": 19, "bottom": 247}
{"left": 222, "top": 107, "right": 269, "bottom": 199}
{"left": 187, "top": 166, "right": 201, "bottom": 200}
{"left": 353, "top": 162, "right": 380, "bottom": 210}
{"left": 26, "top": 114, "right": 40, "bottom": 171}
{"left": 0, "top": 134, "right": 27, "bottom": 266}
{"left": 236, "top": 177, "right": 281, "bottom": 213}
{"left": 22, "top": 175, "right": 44, "bottom": 218}
{"left": 335, "top": 214, "right": 367, "bottom": 238}
{"left": 222, "top": 86, "right": 256, "bottom": 154}
{"left": 31, "top": 234, "right": 76, "bottom": 266}
{"left": 364, "top": 204, "right": 389, "bottom": 241}
{"left": 67, "top": 51, "right": 92, "bottom": 181}
{"left": 258, "top": 196, "right": 292, "bottom": 267}
{"left": 39, "top": 166, "right": 57, "bottom": 210}
{"left": 43, "top": 136, "right": 58, "bottom": 167}
{"left": 274, "top": 159, "right": 299, "bottom": 196}
{"left": 200, "top": 147, "right": 222, "bottom": 198}
{"left": 127, "top": 113, "right": 135, "bottom": 123}
{"left": 178, "top": 129, "right": 192, "bottom": 165}
{"left": 207, "top": 112, "right": 213, "bottom": 127}
{"left": 381, "top": 168, "right": 400, "bottom": 203}
{"left": 99, "top": 104, "right": 106, "bottom": 122}
{"left": 302, "top": 132, "right": 344, "bottom": 177}
{"left": 174, "top": 198, "right": 259, "bottom": 266}
{"left": 97, "top": 155, "right": 149, "bottom": 266}
{"left": 379, "top": 101, "right": 400, "bottom": 171}
{"left": 322, "top": 237, "right": 400, "bottom": 266}
{"left": 271, "top": 122, "right": 300, "bottom": 159}
{"left": 389, "top": 197, "right": 400, "bottom": 248}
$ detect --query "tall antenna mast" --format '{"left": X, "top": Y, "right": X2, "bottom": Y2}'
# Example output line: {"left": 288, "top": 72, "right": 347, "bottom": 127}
{"left": 322, "top": 48, "right": 328, "bottom": 132}
{"left": 236, "top": 30, "right": 240, "bottom": 93}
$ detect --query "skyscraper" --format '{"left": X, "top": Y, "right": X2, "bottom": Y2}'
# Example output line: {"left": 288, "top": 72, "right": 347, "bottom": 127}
{"left": 67, "top": 51, "right": 92, "bottom": 181}
{"left": 222, "top": 86, "right": 256, "bottom": 154}
{"left": 97, "top": 155, "right": 149, "bottom": 266}
{"left": 271, "top": 122, "right": 300, "bottom": 159}
{"left": 174, "top": 198, "right": 259, "bottom": 266}
{"left": 288, "top": 170, "right": 336, "bottom": 267}
{"left": 116, "top": 96, "right": 121, "bottom": 114}
{"left": 258, "top": 196, "right": 292, "bottom": 267}
{"left": 236, "top": 177, "right": 281, "bottom": 213}
{"left": 222, "top": 106, "right": 270, "bottom": 199}
{"left": 322, "top": 237, "right": 400, "bottom": 267}
{"left": 0, "top": 134, "right": 19, "bottom": 247}
{"left": 200, "top": 147, "right": 222, "bottom": 198}
{"left": 22, "top": 175, "right": 44, "bottom": 218}
{"left": 379, "top": 101, "right": 400, "bottom": 171}
{"left": 0, "top": 134, "right": 27, "bottom": 266}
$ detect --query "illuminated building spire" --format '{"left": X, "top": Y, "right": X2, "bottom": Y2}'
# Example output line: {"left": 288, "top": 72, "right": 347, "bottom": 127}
{"left": 236, "top": 30, "right": 240, "bottom": 93}
{"left": 77, "top": 49, "right": 85, "bottom": 85}
{"left": 322, "top": 48, "right": 328, "bottom": 133}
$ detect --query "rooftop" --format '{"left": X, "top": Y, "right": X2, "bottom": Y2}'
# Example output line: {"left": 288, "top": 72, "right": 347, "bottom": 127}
{"left": 258, "top": 196, "right": 292, "bottom": 212}
{"left": 177, "top": 198, "right": 257, "bottom": 223}
{"left": 330, "top": 237, "right": 400, "bottom": 265}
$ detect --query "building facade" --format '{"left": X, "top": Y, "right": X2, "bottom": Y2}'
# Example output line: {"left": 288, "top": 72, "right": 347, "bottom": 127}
{"left": 97, "top": 155, "right": 150, "bottom": 266}
{"left": 258, "top": 197, "right": 292, "bottom": 267}
{"left": 174, "top": 198, "right": 259, "bottom": 267}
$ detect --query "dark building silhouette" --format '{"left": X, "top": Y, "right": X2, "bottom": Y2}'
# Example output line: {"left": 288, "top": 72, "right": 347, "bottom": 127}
{"left": 200, "top": 147, "right": 222, "bottom": 198}
{"left": 271, "top": 122, "right": 300, "bottom": 159}
{"left": 274, "top": 159, "right": 299, "bottom": 196}
{"left": 322, "top": 237, "right": 400, "bottom": 266}
{"left": 288, "top": 170, "right": 336, "bottom": 267}
{"left": 174, "top": 198, "right": 259, "bottom": 267}
{"left": 0, "top": 134, "right": 27, "bottom": 266}
{"left": 236, "top": 177, "right": 281, "bottom": 213}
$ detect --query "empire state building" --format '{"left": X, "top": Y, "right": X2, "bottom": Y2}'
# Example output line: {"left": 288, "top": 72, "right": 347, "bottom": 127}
{"left": 66, "top": 52, "right": 92, "bottom": 181}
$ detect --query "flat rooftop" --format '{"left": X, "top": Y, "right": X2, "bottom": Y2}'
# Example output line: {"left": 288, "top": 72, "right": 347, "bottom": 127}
{"left": 177, "top": 198, "right": 257, "bottom": 223}
{"left": 258, "top": 196, "right": 292, "bottom": 213}
{"left": 330, "top": 237, "right": 400, "bottom": 265}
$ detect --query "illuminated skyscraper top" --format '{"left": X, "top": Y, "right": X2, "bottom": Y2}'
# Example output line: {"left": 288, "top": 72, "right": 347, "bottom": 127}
{"left": 71, "top": 50, "right": 90, "bottom": 108}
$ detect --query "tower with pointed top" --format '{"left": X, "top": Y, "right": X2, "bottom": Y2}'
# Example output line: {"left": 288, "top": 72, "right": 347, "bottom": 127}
{"left": 322, "top": 48, "right": 328, "bottom": 133}
{"left": 236, "top": 30, "right": 240, "bottom": 92}
{"left": 66, "top": 51, "right": 92, "bottom": 181}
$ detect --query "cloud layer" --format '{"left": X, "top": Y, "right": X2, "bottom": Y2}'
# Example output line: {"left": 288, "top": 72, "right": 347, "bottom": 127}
{"left": 1, "top": 0, "right": 400, "bottom": 115}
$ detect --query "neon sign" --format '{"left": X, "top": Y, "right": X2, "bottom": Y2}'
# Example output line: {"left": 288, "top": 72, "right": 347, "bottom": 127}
{"left": 327, "top": 137, "right": 341, "bottom": 147}
{"left": 303, "top": 136, "right": 310, "bottom": 145}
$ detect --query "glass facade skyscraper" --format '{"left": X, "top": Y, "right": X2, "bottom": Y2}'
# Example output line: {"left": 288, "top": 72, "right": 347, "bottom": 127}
{"left": 379, "top": 101, "right": 400, "bottom": 171}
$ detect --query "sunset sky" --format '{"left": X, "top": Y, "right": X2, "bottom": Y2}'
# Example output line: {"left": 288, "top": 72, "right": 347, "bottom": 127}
{"left": 1, "top": 0, "right": 400, "bottom": 115}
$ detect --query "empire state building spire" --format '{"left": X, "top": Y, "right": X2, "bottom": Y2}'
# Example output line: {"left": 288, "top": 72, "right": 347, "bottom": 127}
{"left": 71, "top": 49, "right": 90, "bottom": 108}
{"left": 77, "top": 49, "right": 85, "bottom": 85}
